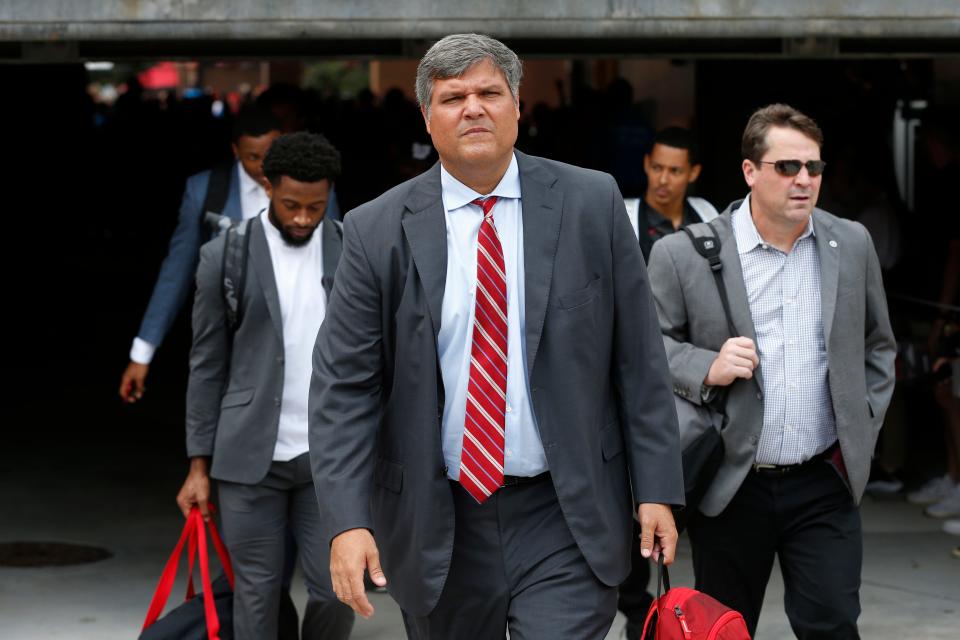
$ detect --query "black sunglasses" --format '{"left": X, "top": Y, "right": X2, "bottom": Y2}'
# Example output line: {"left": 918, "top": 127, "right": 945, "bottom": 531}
{"left": 758, "top": 159, "right": 827, "bottom": 177}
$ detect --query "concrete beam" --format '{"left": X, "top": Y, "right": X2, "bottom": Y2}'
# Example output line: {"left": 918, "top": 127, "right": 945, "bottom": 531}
{"left": 3, "top": 1, "right": 960, "bottom": 41}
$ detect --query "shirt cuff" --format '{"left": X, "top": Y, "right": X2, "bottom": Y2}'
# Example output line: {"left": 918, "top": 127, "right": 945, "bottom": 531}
{"left": 130, "top": 338, "right": 157, "bottom": 365}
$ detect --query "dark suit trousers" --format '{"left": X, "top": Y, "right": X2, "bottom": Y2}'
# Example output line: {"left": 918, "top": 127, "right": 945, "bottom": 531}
{"left": 687, "top": 459, "right": 862, "bottom": 639}
{"left": 219, "top": 453, "right": 354, "bottom": 640}
{"left": 402, "top": 475, "right": 617, "bottom": 640}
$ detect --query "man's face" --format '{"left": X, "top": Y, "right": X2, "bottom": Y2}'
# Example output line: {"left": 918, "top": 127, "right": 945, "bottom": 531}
{"left": 643, "top": 143, "right": 702, "bottom": 211}
{"left": 742, "top": 126, "right": 822, "bottom": 228}
{"left": 421, "top": 59, "right": 520, "bottom": 175}
{"left": 264, "top": 176, "right": 330, "bottom": 247}
{"left": 232, "top": 130, "right": 281, "bottom": 184}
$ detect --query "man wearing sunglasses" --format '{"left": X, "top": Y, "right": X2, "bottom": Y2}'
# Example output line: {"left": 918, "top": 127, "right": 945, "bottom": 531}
{"left": 647, "top": 104, "right": 896, "bottom": 638}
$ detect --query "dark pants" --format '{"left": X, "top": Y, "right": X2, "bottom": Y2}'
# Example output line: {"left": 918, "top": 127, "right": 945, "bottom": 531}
{"left": 403, "top": 475, "right": 617, "bottom": 640}
{"left": 617, "top": 519, "right": 653, "bottom": 640}
{"left": 688, "top": 459, "right": 862, "bottom": 639}
{"left": 219, "top": 453, "right": 355, "bottom": 640}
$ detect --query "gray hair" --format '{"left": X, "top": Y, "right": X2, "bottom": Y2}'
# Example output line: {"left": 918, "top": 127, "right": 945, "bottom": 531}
{"left": 415, "top": 33, "right": 522, "bottom": 115}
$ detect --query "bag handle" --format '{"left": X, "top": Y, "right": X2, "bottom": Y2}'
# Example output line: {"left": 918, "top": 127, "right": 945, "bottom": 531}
{"left": 141, "top": 506, "right": 235, "bottom": 639}
{"left": 639, "top": 556, "right": 673, "bottom": 640}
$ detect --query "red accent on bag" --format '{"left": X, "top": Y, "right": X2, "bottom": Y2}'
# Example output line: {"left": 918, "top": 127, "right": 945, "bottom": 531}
{"left": 141, "top": 506, "right": 235, "bottom": 640}
{"left": 641, "top": 556, "right": 751, "bottom": 640}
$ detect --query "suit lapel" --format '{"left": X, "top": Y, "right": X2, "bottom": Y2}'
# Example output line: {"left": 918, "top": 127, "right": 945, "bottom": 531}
{"left": 247, "top": 217, "right": 284, "bottom": 340}
{"left": 401, "top": 164, "right": 448, "bottom": 339}
{"left": 516, "top": 152, "right": 563, "bottom": 379}
{"left": 321, "top": 217, "right": 340, "bottom": 299}
{"left": 714, "top": 213, "right": 765, "bottom": 392}
{"left": 812, "top": 210, "right": 840, "bottom": 346}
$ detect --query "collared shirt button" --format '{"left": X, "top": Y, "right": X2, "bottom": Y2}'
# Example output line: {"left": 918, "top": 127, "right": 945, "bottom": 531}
{"left": 785, "top": 424, "right": 793, "bottom": 432}
{"left": 506, "top": 405, "right": 513, "bottom": 413}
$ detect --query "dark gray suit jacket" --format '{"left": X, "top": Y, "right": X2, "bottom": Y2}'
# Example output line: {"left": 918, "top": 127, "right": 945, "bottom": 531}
{"left": 647, "top": 202, "right": 896, "bottom": 516}
{"left": 308, "top": 151, "right": 684, "bottom": 616}
{"left": 186, "top": 215, "right": 342, "bottom": 485}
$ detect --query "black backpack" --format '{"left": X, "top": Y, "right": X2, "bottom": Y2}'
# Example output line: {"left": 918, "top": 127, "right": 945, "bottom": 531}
{"left": 220, "top": 218, "right": 343, "bottom": 332}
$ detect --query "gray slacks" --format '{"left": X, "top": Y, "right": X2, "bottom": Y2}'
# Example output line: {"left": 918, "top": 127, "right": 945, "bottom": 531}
{"left": 218, "top": 453, "right": 354, "bottom": 640}
{"left": 403, "top": 474, "right": 617, "bottom": 640}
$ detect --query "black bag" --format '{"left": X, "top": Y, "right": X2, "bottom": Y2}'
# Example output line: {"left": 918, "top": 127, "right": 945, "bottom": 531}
{"left": 140, "top": 506, "right": 235, "bottom": 640}
{"left": 140, "top": 575, "right": 233, "bottom": 640}
{"left": 675, "top": 221, "right": 760, "bottom": 528}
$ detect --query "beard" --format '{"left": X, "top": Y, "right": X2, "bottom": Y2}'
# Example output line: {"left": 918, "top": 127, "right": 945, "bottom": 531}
{"left": 268, "top": 203, "right": 319, "bottom": 247}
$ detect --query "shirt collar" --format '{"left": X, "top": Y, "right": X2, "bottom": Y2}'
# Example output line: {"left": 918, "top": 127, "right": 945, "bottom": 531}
{"left": 732, "top": 194, "right": 815, "bottom": 255}
{"left": 440, "top": 152, "right": 521, "bottom": 212}
{"left": 237, "top": 160, "right": 264, "bottom": 196}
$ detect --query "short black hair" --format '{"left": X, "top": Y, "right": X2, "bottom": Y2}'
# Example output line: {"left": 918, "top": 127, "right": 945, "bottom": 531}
{"left": 652, "top": 126, "right": 700, "bottom": 166}
{"left": 262, "top": 132, "right": 341, "bottom": 186}
{"left": 232, "top": 107, "right": 282, "bottom": 142}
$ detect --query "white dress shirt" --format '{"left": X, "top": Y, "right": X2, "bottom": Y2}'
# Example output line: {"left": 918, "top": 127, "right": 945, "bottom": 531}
{"left": 129, "top": 162, "right": 269, "bottom": 365}
{"left": 732, "top": 196, "right": 837, "bottom": 465}
{"left": 260, "top": 210, "right": 327, "bottom": 461}
{"left": 238, "top": 161, "right": 270, "bottom": 221}
{"left": 437, "top": 153, "right": 548, "bottom": 480}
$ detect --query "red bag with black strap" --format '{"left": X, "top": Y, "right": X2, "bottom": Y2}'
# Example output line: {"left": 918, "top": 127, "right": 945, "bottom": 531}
{"left": 642, "top": 555, "right": 751, "bottom": 640}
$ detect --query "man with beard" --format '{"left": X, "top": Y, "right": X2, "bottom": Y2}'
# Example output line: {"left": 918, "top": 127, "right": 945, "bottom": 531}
{"left": 647, "top": 104, "right": 896, "bottom": 638}
{"left": 176, "top": 132, "right": 354, "bottom": 640}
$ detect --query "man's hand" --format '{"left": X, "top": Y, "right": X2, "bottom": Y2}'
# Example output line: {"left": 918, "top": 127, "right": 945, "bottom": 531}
{"left": 704, "top": 336, "right": 759, "bottom": 387}
{"left": 638, "top": 503, "right": 678, "bottom": 565}
{"left": 119, "top": 361, "right": 149, "bottom": 403}
{"left": 176, "top": 458, "right": 211, "bottom": 521}
{"left": 330, "top": 528, "right": 387, "bottom": 619}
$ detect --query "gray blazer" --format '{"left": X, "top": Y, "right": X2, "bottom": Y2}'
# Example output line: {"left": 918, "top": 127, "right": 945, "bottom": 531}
{"left": 185, "top": 215, "right": 342, "bottom": 485}
{"left": 647, "top": 202, "right": 896, "bottom": 516}
{"left": 308, "top": 151, "right": 684, "bottom": 617}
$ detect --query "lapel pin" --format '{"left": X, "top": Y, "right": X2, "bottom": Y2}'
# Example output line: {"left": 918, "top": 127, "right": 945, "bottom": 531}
{"left": 829, "top": 240, "right": 838, "bottom": 248}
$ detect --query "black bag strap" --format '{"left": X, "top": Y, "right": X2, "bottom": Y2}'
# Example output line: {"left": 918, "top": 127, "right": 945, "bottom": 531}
{"left": 202, "top": 161, "right": 234, "bottom": 219}
{"left": 681, "top": 220, "right": 761, "bottom": 395}
{"left": 681, "top": 221, "right": 737, "bottom": 338}
{"left": 221, "top": 218, "right": 252, "bottom": 333}
{"left": 656, "top": 554, "right": 672, "bottom": 599}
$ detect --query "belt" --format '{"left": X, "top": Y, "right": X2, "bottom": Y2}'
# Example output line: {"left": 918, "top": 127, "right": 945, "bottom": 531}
{"left": 751, "top": 442, "right": 838, "bottom": 477}
{"left": 501, "top": 471, "right": 551, "bottom": 487}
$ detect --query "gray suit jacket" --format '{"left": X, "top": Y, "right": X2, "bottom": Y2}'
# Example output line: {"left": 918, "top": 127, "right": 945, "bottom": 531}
{"left": 186, "top": 215, "right": 342, "bottom": 485}
{"left": 309, "top": 151, "right": 684, "bottom": 617}
{"left": 647, "top": 201, "right": 896, "bottom": 516}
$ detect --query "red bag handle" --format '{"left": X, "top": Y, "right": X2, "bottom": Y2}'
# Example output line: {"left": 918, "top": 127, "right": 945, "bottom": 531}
{"left": 141, "top": 506, "right": 235, "bottom": 640}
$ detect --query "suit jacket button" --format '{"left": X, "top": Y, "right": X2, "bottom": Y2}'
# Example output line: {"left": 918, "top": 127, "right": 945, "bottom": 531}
{"left": 756, "top": 391, "right": 763, "bottom": 400}
{"left": 276, "top": 356, "right": 284, "bottom": 365}
{"left": 274, "top": 397, "right": 281, "bottom": 406}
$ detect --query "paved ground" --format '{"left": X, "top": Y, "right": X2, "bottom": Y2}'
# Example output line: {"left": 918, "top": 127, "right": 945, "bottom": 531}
{"left": 1, "top": 428, "right": 958, "bottom": 639}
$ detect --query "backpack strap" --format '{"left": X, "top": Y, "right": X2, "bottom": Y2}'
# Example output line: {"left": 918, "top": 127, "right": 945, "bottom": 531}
{"left": 221, "top": 218, "right": 252, "bottom": 333}
{"left": 681, "top": 220, "right": 762, "bottom": 396}
{"left": 681, "top": 221, "right": 737, "bottom": 339}
{"left": 203, "top": 161, "right": 234, "bottom": 219}
{"left": 321, "top": 217, "right": 344, "bottom": 297}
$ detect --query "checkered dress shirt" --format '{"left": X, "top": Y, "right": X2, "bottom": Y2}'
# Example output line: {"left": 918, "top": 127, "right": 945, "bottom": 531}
{"left": 732, "top": 198, "right": 837, "bottom": 465}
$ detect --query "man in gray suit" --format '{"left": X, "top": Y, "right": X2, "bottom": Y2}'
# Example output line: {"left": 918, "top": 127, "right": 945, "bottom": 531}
{"left": 309, "top": 34, "right": 684, "bottom": 639}
{"left": 176, "top": 132, "right": 353, "bottom": 640}
{"left": 648, "top": 104, "right": 896, "bottom": 638}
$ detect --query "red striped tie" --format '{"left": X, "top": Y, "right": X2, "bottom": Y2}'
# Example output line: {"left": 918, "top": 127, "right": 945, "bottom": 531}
{"left": 460, "top": 196, "right": 507, "bottom": 504}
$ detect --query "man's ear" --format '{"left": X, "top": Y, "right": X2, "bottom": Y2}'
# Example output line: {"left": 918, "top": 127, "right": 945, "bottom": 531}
{"left": 263, "top": 178, "right": 274, "bottom": 200}
{"left": 420, "top": 104, "right": 431, "bottom": 135}
{"left": 643, "top": 154, "right": 652, "bottom": 173}
{"left": 689, "top": 164, "right": 702, "bottom": 183}
{"left": 231, "top": 143, "right": 239, "bottom": 160}
{"left": 742, "top": 159, "right": 757, "bottom": 187}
